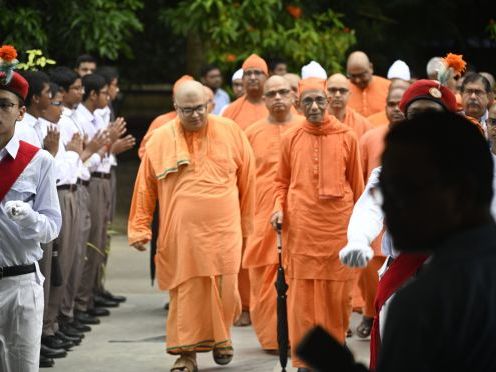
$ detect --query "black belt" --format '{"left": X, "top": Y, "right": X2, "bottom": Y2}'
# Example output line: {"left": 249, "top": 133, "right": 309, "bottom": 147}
{"left": 0, "top": 263, "right": 36, "bottom": 279}
{"left": 57, "top": 184, "right": 78, "bottom": 192}
{"left": 91, "top": 172, "right": 111, "bottom": 179}
{"left": 77, "top": 179, "right": 90, "bottom": 187}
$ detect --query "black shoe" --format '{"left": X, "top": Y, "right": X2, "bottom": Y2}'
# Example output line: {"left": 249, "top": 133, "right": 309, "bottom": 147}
{"left": 87, "top": 307, "right": 110, "bottom": 317}
{"left": 56, "top": 330, "right": 81, "bottom": 346}
{"left": 94, "top": 294, "right": 119, "bottom": 308}
{"left": 101, "top": 289, "right": 126, "bottom": 303}
{"left": 40, "top": 344, "right": 67, "bottom": 359}
{"left": 70, "top": 319, "right": 92, "bottom": 332}
{"left": 39, "top": 354, "right": 54, "bottom": 368}
{"left": 74, "top": 310, "right": 100, "bottom": 325}
{"left": 42, "top": 335, "right": 74, "bottom": 351}
{"left": 59, "top": 323, "right": 85, "bottom": 338}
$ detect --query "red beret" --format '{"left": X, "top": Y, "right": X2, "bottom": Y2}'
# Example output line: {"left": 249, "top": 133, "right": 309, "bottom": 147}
{"left": 399, "top": 79, "right": 457, "bottom": 114}
{"left": 0, "top": 71, "right": 29, "bottom": 101}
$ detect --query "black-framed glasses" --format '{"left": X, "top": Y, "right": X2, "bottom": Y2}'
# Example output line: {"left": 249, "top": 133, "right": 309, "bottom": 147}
{"left": 264, "top": 88, "right": 291, "bottom": 98}
{"left": 301, "top": 96, "right": 328, "bottom": 107}
{"left": 177, "top": 104, "right": 207, "bottom": 116}
{"left": 0, "top": 101, "right": 18, "bottom": 112}
{"left": 462, "top": 88, "right": 487, "bottom": 97}
{"left": 327, "top": 87, "right": 349, "bottom": 95}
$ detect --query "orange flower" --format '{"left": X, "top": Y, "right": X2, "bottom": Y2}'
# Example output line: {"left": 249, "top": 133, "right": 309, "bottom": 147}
{"left": 443, "top": 53, "right": 467, "bottom": 77}
{"left": 286, "top": 5, "right": 302, "bottom": 19}
{"left": 0, "top": 45, "right": 17, "bottom": 62}
{"left": 343, "top": 27, "right": 350, "bottom": 33}
{"left": 226, "top": 54, "right": 237, "bottom": 62}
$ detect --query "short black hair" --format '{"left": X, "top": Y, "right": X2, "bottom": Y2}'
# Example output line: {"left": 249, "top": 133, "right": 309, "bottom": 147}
{"left": 19, "top": 70, "right": 50, "bottom": 107}
{"left": 200, "top": 64, "right": 220, "bottom": 78}
{"left": 384, "top": 111, "right": 493, "bottom": 207}
{"left": 461, "top": 72, "right": 492, "bottom": 93}
{"left": 48, "top": 82, "right": 62, "bottom": 98}
{"left": 82, "top": 73, "right": 107, "bottom": 102}
{"left": 48, "top": 66, "right": 79, "bottom": 92}
{"left": 269, "top": 58, "right": 287, "bottom": 72}
{"left": 95, "top": 66, "right": 119, "bottom": 85}
{"left": 75, "top": 54, "right": 97, "bottom": 68}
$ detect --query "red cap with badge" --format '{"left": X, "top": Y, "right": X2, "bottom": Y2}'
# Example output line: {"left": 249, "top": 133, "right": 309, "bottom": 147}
{"left": 0, "top": 45, "right": 28, "bottom": 100}
{"left": 399, "top": 79, "right": 457, "bottom": 114}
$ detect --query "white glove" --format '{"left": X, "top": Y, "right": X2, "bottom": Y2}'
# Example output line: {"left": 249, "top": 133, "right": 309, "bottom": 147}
{"left": 5, "top": 200, "right": 37, "bottom": 226}
{"left": 339, "top": 243, "right": 374, "bottom": 268}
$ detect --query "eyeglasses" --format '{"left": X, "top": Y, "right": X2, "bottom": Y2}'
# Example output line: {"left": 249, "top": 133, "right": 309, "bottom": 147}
{"left": 301, "top": 97, "right": 328, "bottom": 107}
{"left": 327, "top": 87, "right": 349, "bottom": 96}
{"left": 0, "top": 101, "right": 18, "bottom": 112}
{"left": 177, "top": 104, "right": 207, "bottom": 116}
{"left": 347, "top": 71, "right": 369, "bottom": 80}
{"left": 244, "top": 70, "right": 264, "bottom": 77}
{"left": 462, "top": 89, "right": 487, "bottom": 97}
{"left": 264, "top": 88, "right": 291, "bottom": 98}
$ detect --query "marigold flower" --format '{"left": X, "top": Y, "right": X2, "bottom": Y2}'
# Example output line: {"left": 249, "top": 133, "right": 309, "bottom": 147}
{"left": 226, "top": 54, "right": 237, "bottom": 62}
{"left": 0, "top": 45, "right": 17, "bottom": 62}
{"left": 443, "top": 53, "right": 467, "bottom": 77}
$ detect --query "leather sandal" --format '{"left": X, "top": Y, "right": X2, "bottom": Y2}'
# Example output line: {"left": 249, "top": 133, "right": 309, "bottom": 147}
{"left": 170, "top": 355, "right": 198, "bottom": 372}
{"left": 356, "top": 316, "right": 374, "bottom": 338}
{"left": 213, "top": 347, "right": 233, "bottom": 365}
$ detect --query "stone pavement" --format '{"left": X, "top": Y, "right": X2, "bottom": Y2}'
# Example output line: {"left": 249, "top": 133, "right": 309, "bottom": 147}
{"left": 51, "top": 235, "right": 370, "bottom": 371}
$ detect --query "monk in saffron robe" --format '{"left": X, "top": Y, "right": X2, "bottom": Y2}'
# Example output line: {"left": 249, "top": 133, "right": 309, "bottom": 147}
{"left": 222, "top": 54, "right": 269, "bottom": 130}
{"left": 223, "top": 53, "right": 268, "bottom": 325}
{"left": 327, "top": 73, "right": 372, "bottom": 140}
{"left": 243, "top": 76, "right": 304, "bottom": 351}
{"left": 138, "top": 75, "right": 193, "bottom": 159}
{"left": 347, "top": 51, "right": 390, "bottom": 117}
{"left": 366, "top": 79, "right": 411, "bottom": 129}
{"left": 128, "top": 81, "right": 256, "bottom": 372}
{"left": 271, "top": 78, "right": 364, "bottom": 369}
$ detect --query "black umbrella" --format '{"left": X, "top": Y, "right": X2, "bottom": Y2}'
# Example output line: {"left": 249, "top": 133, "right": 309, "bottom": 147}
{"left": 150, "top": 207, "right": 159, "bottom": 286}
{"left": 275, "top": 222, "right": 289, "bottom": 371}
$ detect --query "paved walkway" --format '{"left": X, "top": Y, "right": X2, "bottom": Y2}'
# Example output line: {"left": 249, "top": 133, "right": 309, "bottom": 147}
{"left": 51, "top": 235, "right": 370, "bottom": 371}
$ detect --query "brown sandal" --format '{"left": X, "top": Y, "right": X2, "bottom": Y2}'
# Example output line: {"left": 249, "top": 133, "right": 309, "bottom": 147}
{"left": 213, "top": 347, "right": 233, "bottom": 365}
{"left": 171, "top": 355, "right": 198, "bottom": 372}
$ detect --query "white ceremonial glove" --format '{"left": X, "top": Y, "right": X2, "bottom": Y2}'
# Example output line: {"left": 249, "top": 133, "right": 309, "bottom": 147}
{"left": 5, "top": 200, "right": 38, "bottom": 227}
{"left": 339, "top": 243, "right": 374, "bottom": 268}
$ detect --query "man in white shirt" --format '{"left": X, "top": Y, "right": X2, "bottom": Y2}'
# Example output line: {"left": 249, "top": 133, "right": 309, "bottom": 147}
{"left": 72, "top": 73, "right": 114, "bottom": 320}
{"left": 200, "top": 64, "right": 230, "bottom": 115}
{"left": 0, "top": 68, "right": 61, "bottom": 371}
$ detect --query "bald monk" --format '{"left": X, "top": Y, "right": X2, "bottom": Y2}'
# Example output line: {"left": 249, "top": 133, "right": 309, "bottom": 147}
{"left": 367, "top": 80, "right": 410, "bottom": 128}
{"left": 351, "top": 81, "right": 410, "bottom": 339}
{"left": 271, "top": 77, "right": 364, "bottom": 370}
{"left": 128, "top": 81, "right": 256, "bottom": 372}
{"left": 223, "top": 54, "right": 269, "bottom": 130}
{"left": 347, "top": 51, "right": 391, "bottom": 117}
{"left": 327, "top": 73, "right": 372, "bottom": 139}
{"left": 138, "top": 75, "right": 193, "bottom": 159}
{"left": 243, "top": 76, "right": 304, "bottom": 351}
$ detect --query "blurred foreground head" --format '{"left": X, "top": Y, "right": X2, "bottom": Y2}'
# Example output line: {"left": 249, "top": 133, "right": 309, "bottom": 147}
{"left": 380, "top": 111, "right": 493, "bottom": 252}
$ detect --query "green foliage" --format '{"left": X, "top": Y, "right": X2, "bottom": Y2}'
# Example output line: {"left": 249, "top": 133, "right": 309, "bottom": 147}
{"left": 0, "top": 0, "right": 143, "bottom": 61}
{"left": 161, "top": 0, "right": 356, "bottom": 73}
{"left": 17, "top": 50, "right": 56, "bottom": 71}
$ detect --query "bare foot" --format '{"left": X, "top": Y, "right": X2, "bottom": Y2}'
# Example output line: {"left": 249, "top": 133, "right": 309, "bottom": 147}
{"left": 233, "top": 310, "right": 251, "bottom": 326}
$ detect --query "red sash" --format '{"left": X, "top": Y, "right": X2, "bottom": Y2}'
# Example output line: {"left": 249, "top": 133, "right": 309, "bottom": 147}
{"left": 0, "top": 140, "right": 40, "bottom": 202}
{"left": 369, "top": 253, "right": 428, "bottom": 371}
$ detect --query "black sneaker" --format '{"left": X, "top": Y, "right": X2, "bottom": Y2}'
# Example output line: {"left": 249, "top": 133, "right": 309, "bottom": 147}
{"left": 39, "top": 354, "right": 54, "bottom": 368}
{"left": 41, "top": 335, "right": 74, "bottom": 351}
{"left": 74, "top": 310, "right": 100, "bottom": 325}
{"left": 101, "top": 289, "right": 126, "bottom": 303}
{"left": 70, "top": 319, "right": 92, "bottom": 332}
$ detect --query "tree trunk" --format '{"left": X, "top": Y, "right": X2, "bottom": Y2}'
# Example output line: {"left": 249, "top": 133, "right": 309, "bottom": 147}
{"left": 186, "top": 32, "right": 205, "bottom": 77}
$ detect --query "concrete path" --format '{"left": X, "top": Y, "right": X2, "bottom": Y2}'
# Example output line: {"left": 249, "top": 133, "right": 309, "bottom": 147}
{"left": 51, "top": 235, "right": 370, "bottom": 371}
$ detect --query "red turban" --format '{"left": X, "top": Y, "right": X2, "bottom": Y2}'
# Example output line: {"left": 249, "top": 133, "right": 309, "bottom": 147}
{"left": 399, "top": 79, "right": 457, "bottom": 114}
{"left": 242, "top": 54, "right": 268, "bottom": 75}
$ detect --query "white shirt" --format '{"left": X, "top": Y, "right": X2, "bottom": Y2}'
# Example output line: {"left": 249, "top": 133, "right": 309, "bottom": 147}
{"left": 73, "top": 104, "right": 111, "bottom": 174}
{"left": 15, "top": 113, "right": 43, "bottom": 148}
{"left": 38, "top": 118, "right": 80, "bottom": 186}
{"left": 213, "top": 88, "right": 230, "bottom": 115}
{"left": 0, "top": 132, "right": 62, "bottom": 267}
